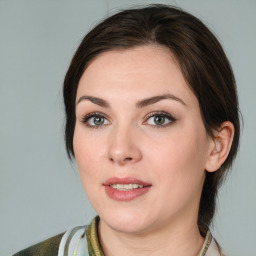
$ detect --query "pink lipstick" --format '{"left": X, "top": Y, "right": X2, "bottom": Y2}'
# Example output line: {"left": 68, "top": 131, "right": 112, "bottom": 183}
{"left": 103, "top": 177, "right": 152, "bottom": 201}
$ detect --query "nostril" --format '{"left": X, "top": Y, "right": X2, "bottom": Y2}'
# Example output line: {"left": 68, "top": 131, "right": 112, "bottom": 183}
{"left": 108, "top": 147, "right": 142, "bottom": 164}
{"left": 124, "top": 157, "right": 133, "bottom": 162}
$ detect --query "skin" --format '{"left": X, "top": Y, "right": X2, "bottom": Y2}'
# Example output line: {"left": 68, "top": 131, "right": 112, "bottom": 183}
{"left": 73, "top": 45, "right": 234, "bottom": 256}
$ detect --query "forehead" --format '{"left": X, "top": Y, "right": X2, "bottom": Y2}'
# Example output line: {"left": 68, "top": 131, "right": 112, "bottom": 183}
{"left": 77, "top": 45, "right": 196, "bottom": 106}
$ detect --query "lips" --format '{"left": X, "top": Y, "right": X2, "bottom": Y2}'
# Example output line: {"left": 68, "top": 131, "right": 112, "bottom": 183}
{"left": 104, "top": 177, "right": 152, "bottom": 187}
{"left": 103, "top": 177, "right": 152, "bottom": 201}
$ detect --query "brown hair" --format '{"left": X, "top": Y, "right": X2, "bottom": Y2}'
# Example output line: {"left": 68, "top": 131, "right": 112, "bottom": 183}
{"left": 63, "top": 4, "right": 240, "bottom": 232}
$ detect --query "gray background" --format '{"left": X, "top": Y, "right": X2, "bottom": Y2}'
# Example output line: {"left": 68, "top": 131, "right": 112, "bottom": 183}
{"left": 0, "top": 0, "right": 255, "bottom": 255}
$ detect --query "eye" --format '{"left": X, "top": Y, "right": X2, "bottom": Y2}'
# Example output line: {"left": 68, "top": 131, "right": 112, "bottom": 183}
{"left": 145, "top": 111, "right": 176, "bottom": 127}
{"left": 81, "top": 112, "right": 110, "bottom": 128}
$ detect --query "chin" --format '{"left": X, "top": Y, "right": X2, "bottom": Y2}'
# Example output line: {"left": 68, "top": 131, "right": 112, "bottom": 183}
{"left": 99, "top": 207, "right": 155, "bottom": 234}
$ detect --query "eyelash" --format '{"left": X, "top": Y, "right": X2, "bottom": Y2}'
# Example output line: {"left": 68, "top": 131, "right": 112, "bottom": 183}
{"left": 81, "top": 112, "right": 109, "bottom": 129}
{"left": 80, "top": 111, "right": 176, "bottom": 129}
{"left": 144, "top": 111, "right": 176, "bottom": 128}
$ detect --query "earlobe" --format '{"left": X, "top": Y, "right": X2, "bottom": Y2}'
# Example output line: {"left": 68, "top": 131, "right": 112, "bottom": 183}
{"left": 205, "top": 121, "right": 235, "bottom": 172}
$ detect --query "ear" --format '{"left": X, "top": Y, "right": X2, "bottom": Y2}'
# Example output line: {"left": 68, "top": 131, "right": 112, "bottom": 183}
{"left": 205, "top": 121, "right": 235, "bottom": 172}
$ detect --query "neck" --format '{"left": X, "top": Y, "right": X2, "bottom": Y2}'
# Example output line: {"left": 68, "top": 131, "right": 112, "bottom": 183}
{"left": 98, "top": 217, "right": 204, "bottom": 256}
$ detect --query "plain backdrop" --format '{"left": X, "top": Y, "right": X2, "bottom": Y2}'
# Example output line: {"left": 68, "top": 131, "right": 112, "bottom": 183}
{"left": 1, "top": 0, "right": 255, "bottom": 255}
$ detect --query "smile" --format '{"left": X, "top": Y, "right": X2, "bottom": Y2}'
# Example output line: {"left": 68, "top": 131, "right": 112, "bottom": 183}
{"left": 104, "top": 177, "right": 152, "bottom": 201}
{"left": 110, "top": 184, "right": 144, "bottom": 191}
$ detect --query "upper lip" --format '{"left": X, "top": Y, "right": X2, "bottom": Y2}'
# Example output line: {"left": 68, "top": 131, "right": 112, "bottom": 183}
{"left": 103, "top": 177, "right": 152, "bottom": 187}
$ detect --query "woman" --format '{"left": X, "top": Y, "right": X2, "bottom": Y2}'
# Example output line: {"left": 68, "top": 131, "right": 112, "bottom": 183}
{"left": 14, "top": 4, "right": 240, "bottom": 256}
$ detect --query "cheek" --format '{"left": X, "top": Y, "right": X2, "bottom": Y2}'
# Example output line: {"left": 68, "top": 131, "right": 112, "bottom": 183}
{"left": 153, "top": 135, "right": 207, "bottom": 211}
{"left": 148, "top": 124, "right": 209, "bottom": 190}
{"left": 149, "top": 130, "right": 208, "bottom": 172}
{"left": 73, "top": 125, "right": 103, "bottom": 181}
{"left": 73, "top": 125, "right": 106, "bottom": 207}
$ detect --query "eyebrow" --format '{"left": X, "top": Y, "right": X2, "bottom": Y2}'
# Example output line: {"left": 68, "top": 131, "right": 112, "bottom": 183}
{"left": 136, "top": 94, "right": 187, "bottom": 108}
{"left": 76, "top": 96, "right": 110, "bottom": 108}
{"left": 76, "top": 93, "right": 186, "bottom": 108}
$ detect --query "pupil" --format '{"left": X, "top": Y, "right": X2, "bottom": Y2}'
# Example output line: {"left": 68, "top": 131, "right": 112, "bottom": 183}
{"left": 94, "top": 117, "right": 104, "bottom": 125}
{"left": 154, "top": 116, "right": 165, "bottom": 125}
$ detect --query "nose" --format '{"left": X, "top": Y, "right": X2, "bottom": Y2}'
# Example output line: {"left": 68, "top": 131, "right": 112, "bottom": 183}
{"left": 107, "top": 125, "right": 142, "bottom": 165}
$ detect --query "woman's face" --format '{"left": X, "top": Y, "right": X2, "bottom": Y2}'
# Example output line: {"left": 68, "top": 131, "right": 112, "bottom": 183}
{"left": 73, "top": 45, "right": 213, "bottom": 234}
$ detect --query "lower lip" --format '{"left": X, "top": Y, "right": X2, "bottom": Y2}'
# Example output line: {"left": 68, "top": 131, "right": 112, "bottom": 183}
{"left": 104, "top": 186, "right": 151, "bottom": 201}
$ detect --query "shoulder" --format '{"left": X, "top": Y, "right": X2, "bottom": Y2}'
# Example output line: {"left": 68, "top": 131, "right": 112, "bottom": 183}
{"left": 13, "top": 232, "right": 65, "bottom": 256}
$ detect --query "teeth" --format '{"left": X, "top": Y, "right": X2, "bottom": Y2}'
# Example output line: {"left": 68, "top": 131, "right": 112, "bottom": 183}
{"left": 110, "top": 184, "right": 144, "bottom": 191}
